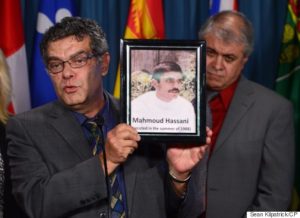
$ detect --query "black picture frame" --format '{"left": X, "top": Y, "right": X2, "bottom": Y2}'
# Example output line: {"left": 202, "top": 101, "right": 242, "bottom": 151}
{"left": 120, "top": 39, "right": 206, "bottom": 144}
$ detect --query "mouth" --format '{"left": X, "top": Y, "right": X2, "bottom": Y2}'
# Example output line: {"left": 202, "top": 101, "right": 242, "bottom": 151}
{"left": 207, "top": 69, "right": 224, "bottom": 75}
{"left": 63, "top": 85, "right": 78, "bottom": 94}
{"left": 168, "top": 89, "right": 180, "bottom": 93}
{"left": 207, "top": 70, "right": 217, "bottom": 75}
{"left": 207, "top": 71, "right": 222, "bottom": 79}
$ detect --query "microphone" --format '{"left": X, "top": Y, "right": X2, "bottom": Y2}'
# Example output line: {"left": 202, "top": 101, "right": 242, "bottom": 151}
{"left": 94, "top": 115, "right": 104, "bottom": 128}
{"left": 94, "top": 115, "right": 111, "bottom": 218}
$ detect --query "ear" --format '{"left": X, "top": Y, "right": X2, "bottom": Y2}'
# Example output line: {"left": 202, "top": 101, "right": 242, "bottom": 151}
{"left": 151, "top": 79, "right": 159, "bottom": 89}
{"left": 242, "top": 56, "right": 248, "bottom": 65}
{"left": 100, "top": 52, "right": 110, "bottom": 76}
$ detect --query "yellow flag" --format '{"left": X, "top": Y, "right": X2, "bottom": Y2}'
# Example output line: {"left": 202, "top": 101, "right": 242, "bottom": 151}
{"left": 113, "top": 0, "right": 165, "bottom": 98}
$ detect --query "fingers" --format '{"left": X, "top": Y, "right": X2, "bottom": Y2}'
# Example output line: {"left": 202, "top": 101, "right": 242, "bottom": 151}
{"left": 129, "top": 147, "right": 135, "bottom": 154}
{"left": 109, "top": 123, "right": 141, "bottom": 142}
{"left": 206, "top": 126, "right": 213, "bottom": 137}
{"left": 206, "top": 126, "right": 213, "bottom": 145}
{"left": 105, "top": 123, "right": 140, "bottom": 164}
{"left": 197, "top": 145, "right": 208, "bottom": 159}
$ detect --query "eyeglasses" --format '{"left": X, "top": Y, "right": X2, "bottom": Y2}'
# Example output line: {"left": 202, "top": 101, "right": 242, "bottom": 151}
{"left": 47, "top": 52, "right": 99, "bottom": 74}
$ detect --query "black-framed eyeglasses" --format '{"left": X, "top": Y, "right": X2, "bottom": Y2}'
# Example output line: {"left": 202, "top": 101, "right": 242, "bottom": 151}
{"left": 47, "top": 52, "right": 99, "bottom": 74}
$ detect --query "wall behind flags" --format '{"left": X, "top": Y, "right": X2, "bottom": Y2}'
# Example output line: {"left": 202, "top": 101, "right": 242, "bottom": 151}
{"left": 20, "top": 0, "right": 286, "bottom": 94}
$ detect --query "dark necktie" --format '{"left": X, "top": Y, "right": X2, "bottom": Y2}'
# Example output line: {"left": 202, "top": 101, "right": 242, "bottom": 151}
{"left": 85, "top": 120, "right": 102, "bottom": 155}
{"left": 85, "top": 119, "right": 125, "bottom": 217}
{"left": 110, "top": 171, "right": 125, "bottom": 218}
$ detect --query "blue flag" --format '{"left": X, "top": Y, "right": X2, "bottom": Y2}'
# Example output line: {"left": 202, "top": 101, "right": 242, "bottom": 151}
{"left": 30, "top": 0, "right": 76, "bottom": 108}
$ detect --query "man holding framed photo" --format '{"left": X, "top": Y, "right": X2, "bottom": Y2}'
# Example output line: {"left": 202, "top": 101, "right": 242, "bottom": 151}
{"left": 6, "top": 16, "right": 211, "bottom": 218}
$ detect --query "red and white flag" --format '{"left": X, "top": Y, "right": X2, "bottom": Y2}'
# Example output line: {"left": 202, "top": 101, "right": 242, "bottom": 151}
{"left": 0, "top": 0, "right": 31, "bottom": 114}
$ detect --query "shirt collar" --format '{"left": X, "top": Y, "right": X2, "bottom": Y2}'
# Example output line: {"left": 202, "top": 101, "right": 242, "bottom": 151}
{"left": 72, "top": 94, "right": 110, "bottom": 125}
{"left": 218, "top": 77, "right": 239, "bottom": 110}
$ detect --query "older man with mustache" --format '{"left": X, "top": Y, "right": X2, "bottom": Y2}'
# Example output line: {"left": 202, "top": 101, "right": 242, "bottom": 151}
{"left": 131, "top": 61, "right": 196, "bottom": 133}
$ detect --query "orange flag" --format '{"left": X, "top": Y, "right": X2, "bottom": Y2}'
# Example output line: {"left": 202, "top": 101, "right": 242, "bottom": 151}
{"left": 113, "top": 0, "right": 165, "bottom": 98}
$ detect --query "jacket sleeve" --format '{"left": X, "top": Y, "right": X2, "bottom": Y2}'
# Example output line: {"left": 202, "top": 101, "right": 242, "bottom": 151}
{"left": 6, "top": 116, "right": 109, "bottom": 218}
{"left": 248, "top": 100, "right": 295, "bottom": 211}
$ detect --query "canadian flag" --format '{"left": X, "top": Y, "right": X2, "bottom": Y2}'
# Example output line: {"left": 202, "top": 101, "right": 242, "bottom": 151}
{"left": 0, "top": 0, "right": 31, "bottom": 114}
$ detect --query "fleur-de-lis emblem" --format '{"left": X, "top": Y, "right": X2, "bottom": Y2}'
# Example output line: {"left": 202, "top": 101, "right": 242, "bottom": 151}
{"left": 36, "top": 8, "right": 72, "bottom": 34}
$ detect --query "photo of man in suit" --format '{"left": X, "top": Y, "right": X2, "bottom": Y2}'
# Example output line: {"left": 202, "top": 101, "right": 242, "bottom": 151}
{"left": 5, "top": 17, "right": 210, "bottom": 218}
{"left": 179, "top": 10, "right": 295, "bottom": 218}
{"left": 131, "top": 61, "right": 196, "bottom": 133}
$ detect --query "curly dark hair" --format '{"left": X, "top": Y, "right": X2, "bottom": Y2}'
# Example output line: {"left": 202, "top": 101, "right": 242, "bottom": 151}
{"left": 40, "top": 16, "right": 109, "bottom": 63}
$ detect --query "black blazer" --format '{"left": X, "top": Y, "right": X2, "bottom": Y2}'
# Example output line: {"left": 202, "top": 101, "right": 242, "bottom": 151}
{"left": 0, "top": 122, "right": 28, "bottom": 218}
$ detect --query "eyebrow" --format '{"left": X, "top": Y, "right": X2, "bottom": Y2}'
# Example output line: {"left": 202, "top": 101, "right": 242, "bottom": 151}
{"left": 207, "top": 47, "right": 237, "bottom": 58}
{"left": 206, "top": 47, "right": 239, "bottom": 60}
{"left": 47, "top": 50, "right": 87, "bottom": 62}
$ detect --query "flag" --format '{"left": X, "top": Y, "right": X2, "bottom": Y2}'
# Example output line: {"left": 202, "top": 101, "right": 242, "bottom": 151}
{"left": 30, "top": 0, "right": 76, "bottom": 108}
{"left": 276, "top": 0, "right": 300, "bottom": 210}
{"left": 209, "top": 0, "right": 238, "bottom": 15}
{"left": 113, "top": 0, "right": 165, "bottom": 98}
{"left": 0, "top": 0, "right": 31, "bottom": 114}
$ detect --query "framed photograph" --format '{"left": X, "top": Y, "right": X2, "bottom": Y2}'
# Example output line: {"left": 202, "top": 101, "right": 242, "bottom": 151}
{"left": 120, "top": 39, "right": 206, "bottom": 144}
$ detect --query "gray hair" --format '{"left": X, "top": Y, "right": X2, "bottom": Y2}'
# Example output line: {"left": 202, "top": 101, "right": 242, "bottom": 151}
{"left": 198, "top": 10, "right": 254, "bottom": 56}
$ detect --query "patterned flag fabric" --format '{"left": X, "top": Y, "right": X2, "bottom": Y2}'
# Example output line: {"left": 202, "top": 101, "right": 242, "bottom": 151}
{"left": 30, "top": 0, "right": 76, "bottom": 108}
{"left": 0, "top": 0, "right": 31, "bottom": 114}
{"left": 210, "top": 0, "right": 238, "bottom": 15}
{"left": 113, "top": 0, "right": 165, "bottom": 98}
{"left": 276, "top": 0, "right": 300, "bottom": 210}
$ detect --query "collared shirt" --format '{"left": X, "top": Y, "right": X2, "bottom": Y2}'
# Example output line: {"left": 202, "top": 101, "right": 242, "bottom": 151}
{"left": 209, "top": 79, "right": 239, "bottom": 153}
{"left": 72, "top": 95, "right": 128, "bottom": 215}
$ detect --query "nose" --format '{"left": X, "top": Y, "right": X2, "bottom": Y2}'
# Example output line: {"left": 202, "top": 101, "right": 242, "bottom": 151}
{"left": 61, "top": 63, "right": 75, "bottom": 79}
{"left": 173, "top": 81, "right": 181, "bottom": 88}
{"left": 212, "top": 55, "right": 224, "bottom": 71}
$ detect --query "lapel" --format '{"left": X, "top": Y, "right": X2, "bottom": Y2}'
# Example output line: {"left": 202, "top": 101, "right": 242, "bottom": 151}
{"left": 212, "top": 77, "right": 255, "bottom": 154}
{"left": 123, "top": 157, "right": 137, "bottom": 214}
{"left": 47, "top": 101, "right": 91, "bottom": 160}
{"left": 105, "top": 92, "right": 139, "bottom": 212}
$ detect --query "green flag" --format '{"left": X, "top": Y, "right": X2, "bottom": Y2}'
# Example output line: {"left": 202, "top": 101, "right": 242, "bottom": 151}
{"left": 276, "top": 0, "right": 300, "bottom": 210}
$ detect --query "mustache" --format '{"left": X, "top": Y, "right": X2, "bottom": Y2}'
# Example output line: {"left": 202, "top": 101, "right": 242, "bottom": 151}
{"left": 168, "top": 88, "right": 180, "bottom": 93}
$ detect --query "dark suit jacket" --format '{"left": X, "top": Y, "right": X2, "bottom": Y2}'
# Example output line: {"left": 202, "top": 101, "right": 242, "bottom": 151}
{"left": 182, "top": 76, "right": 295, "bottom": 218}
{"left": 1, "top": 122, "right": 28, "bottom": 218}
{"left": 6, "top": 93, "right": 171, "bottom": 218}
{"left": 0, "top": 122, "right": 4, "bottom": 217}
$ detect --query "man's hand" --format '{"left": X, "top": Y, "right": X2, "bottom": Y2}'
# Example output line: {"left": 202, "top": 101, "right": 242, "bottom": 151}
{"left": 167, "top": 127, "right": 212, "bottom": 196}
{"left": 99, "top": 123, "right": 141, "bottom": 174}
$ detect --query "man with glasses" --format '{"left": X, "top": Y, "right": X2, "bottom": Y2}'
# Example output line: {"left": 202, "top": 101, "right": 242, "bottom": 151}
{"left": 6, "top": 17, "right": 210, "bottom": 218}
{"left": 131, "top": 61, "right": 196, "bottom": 133}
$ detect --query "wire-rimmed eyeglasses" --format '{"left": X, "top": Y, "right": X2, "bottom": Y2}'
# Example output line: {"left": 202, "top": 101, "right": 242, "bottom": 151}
{"left": 47, "top": 52, "right": 100, "bottom": 74}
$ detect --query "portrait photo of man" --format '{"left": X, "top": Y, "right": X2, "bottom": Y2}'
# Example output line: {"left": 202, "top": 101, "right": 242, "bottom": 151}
{"left": 131, "top": 61, "right": 196, "bottom": 133}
